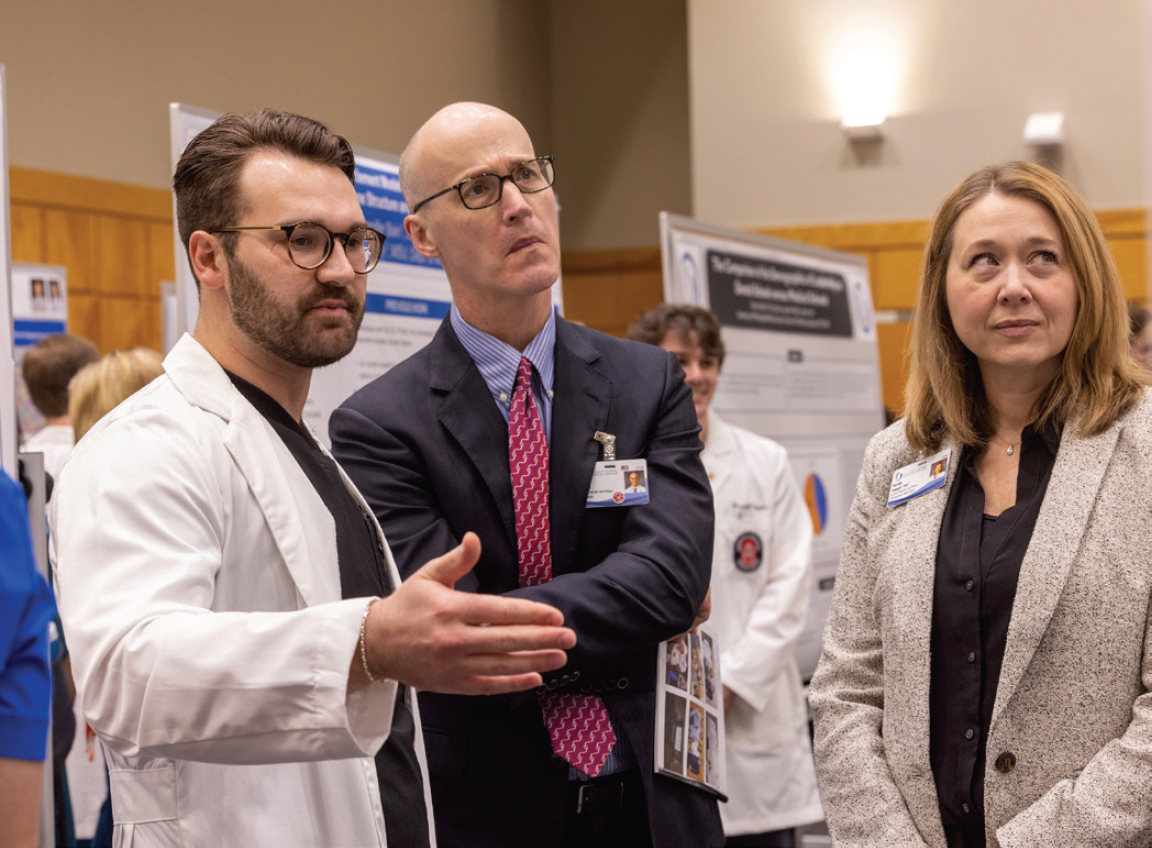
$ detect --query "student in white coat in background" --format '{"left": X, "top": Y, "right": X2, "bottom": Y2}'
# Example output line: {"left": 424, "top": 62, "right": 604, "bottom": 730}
{"left": 630, "top": 304, "right": 823, "bottom": 848}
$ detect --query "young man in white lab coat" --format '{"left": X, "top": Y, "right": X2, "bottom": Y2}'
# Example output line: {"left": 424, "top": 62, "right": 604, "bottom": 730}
{"left": 630, "top": 304, "right": 823, "bottom": 847}
{"left": 50, "top": 109, "right": 575, "bottom": 848}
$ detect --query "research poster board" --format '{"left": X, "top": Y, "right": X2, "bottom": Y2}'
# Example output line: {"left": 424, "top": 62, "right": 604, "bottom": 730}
{"left": 0, "top": 65, "right": 16, "bottom": 475}
{"left": 302, "top": 144, "right": 454, "bottom": 440}
{"left": 11, "top": 264, "right": 69, "bottom": 437}
{"left": 170, "top": 104, "right": 561, "bottom": 446}
{"left": 660, "top": 212, "right": 886, "bottom": 681}
{"left": 169, "top": 104, "right": 220, "bottom": 344}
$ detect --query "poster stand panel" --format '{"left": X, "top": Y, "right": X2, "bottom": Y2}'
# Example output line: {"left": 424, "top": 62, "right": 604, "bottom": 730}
{"left": 659, "top": 212, "right": 887, "bottom": 680}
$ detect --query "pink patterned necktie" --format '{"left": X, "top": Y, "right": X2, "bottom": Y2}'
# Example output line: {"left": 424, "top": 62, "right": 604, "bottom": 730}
{"left": 508, "top": 356, "right": 617, "bottom": 777}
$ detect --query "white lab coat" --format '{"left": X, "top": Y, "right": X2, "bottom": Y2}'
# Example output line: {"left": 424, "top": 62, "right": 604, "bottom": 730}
{"left": 50, "top": 334, "right": 433, "bottom": 848}
{"left": 702, "top": 412, "right": 823, "bottom": 836}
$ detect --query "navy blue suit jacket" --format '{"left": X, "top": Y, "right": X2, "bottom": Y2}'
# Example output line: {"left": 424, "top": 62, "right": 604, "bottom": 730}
{"left": 331, "top": 315, "right": 722, "bottom": 848}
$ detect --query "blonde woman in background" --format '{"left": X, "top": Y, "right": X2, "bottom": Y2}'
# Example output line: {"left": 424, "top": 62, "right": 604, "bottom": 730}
{"left": 60, "top": 346, "right": 163, "bottom": 846}
{"left": 810, "top": 161, "right": 1152, "bottom": 848}
{"left": 69, "top": 348, "right": 165, "bottom": 441}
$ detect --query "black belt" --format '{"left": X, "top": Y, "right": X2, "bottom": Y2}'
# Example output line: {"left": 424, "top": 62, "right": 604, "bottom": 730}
{"left": 569, "top": 772, "right": 631, "bottom": 815}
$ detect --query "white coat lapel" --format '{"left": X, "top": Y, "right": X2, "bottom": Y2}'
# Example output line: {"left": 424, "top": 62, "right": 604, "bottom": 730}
{"left": 992, "top": 419, "right": 1119, "bottom": 726}
{"left": 221, "top": 402, "right": 340, "bottom": 607}
{"left": 701, "top": 412, "right": 735, "bottom": 493}
{"left": 163, "top": 334, "right": 339, "bottom": 608}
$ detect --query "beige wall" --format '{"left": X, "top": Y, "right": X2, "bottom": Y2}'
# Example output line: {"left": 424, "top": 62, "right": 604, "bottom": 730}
{"left": 1, "top": 0, "right": 693, "bottom": 251}
{"left": 0, "top": 0, "right": 552, "bottom": 191}
{"left": 5, "top": 1, "right": 1152, "bottom": 256}
{"left": 547, "top": 0, "right": 693, "bottom": 249}
{"left": 688, "top": 0, "right": 1147, "bottom": 229}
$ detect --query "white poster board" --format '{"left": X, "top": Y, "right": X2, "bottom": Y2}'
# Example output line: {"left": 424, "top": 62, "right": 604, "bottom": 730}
{"left": 0, "top": 65, "right": 16, "bottom": 476}
{"left": 169, "top": 103, "right": 219, "bottom": 343}
{"left": 660, "top": 213, "right": 886, "bottom": 681}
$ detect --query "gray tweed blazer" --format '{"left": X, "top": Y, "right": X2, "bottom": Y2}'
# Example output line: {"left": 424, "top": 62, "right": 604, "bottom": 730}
{"left": 810, "top": 390, "right": 1152, "bottom": 848}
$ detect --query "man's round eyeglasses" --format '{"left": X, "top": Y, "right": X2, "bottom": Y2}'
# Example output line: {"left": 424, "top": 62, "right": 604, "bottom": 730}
{"left": 211, "top": 222, "right": 386, "bottom": 274}
{"left": 410, "top": 156, "right": 555, "bottom": 214}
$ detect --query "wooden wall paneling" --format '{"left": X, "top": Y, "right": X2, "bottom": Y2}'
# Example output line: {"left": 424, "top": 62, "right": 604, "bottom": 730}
{"left": 9, "top": 167, "right": 172, "bottom": 219}
{"left": 148, "top": 221, "right": 177, "bottom": 286}
{"left": 97, "top": 215, "right": 152, "bottom": 297}
{"left": 1097, "top": 209, "right": 1146, "bottom": 238}
{"left": 876, "top": 322, "right": 911, "bottom": 416}
{"left": 1107, "top": 236, "right": 1148, "bottom": 302}
{"left": 42, "top": 208, "right": 99, "bottom": 294}
{"left": 97, "top": 296, "right": 162, "bottom": 353}
{"left": 871, "top": 247, "right": 923, "bottom": 311}
{"left": 11, "top": 167, "right": 174, "bottom": 353}
{"left": 66, "top": 294, "right": 101, "bottom": 350}
{"left": 561, "top": 247, "right": 663, "bottom": 337}
{"left": 10, "top": 203, "right": 44, "bottom": 263}
{"left": 753, "top": 219, "right": 929, "bottom": 252}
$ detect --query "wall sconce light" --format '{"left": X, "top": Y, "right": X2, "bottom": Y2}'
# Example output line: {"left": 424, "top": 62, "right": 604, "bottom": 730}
{"left": 842, "top": 118, "right": 884, "bottom": 142}
{"left": 834, "top": 44, "right": 896, "bottom": 144}
{"left": 1023, "top": 112, "right": 1065, "bottom": 148}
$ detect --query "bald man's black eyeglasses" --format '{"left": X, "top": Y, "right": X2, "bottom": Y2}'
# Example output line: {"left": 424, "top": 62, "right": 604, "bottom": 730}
{"left": 410, "top": 156, "right": 555, "bottom": 214}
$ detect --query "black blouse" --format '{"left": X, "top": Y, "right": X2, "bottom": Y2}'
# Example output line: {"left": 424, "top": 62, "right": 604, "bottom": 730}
{"left": 929, "top": 422, "right": 1061, "bottom": 835}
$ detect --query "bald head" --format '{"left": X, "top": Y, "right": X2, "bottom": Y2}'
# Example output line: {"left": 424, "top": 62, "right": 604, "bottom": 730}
{"left": 398, "top": 101, "right": 559, "bottom": 349}
{"left": 399, "top": 102, "right": 533, "bottom": 212}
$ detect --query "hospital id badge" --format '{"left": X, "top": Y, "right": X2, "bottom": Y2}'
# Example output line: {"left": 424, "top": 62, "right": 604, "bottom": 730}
{"left": 587, "top": 459, "right": 650, "bottom": 508}
{"left": 886, "top": 448, "right": 950, "bottom": 508}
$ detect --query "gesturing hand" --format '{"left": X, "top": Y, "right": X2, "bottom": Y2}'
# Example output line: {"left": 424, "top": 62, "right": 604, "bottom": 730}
{"left": 363, "top": 532, "right": 576, "bottom": 695}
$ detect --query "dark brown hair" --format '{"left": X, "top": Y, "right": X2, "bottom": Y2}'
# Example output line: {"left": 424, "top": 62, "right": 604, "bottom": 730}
{"left": 22, "top": 334, "right": 100, "bottom": 418}
{"left": 627, "top": 303, "right": 726, "bottom": 366}
{"left": 1128, "top": 302, "right": 1151, "bottom": 339}
{"left": 173, "top": 108, "right": 355, "bottom": 266}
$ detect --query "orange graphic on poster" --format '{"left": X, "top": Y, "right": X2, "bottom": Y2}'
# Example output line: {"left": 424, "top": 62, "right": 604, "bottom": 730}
{"left": 805, "top": 473, "right": 828, "bottom": 535}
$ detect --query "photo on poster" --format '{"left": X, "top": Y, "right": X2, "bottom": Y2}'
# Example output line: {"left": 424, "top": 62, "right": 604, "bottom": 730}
{"left": 11, "top": 265, "right": 67, "bottom": 325}
{"left": 662, "top": 692, "right": 686, "bottom": 774}
{"left": 689, "top": 632, "right": 704, "bottom": 701}
{"left": 705, "top": 712, "right": 720, "bottom": 786}
{"left": 701, "top": 631, "right": 717, "bottom": 709}
{"left": 686, "top": 702, "right": 705, "bottom": 782}
{"left": 665, "top": 633, "right": 689, "bottom": 691}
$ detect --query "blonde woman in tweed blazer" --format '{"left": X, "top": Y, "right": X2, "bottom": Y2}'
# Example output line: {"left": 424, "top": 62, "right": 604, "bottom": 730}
{"left": 810, "top": 162, "right": 1152, "bottom": 848}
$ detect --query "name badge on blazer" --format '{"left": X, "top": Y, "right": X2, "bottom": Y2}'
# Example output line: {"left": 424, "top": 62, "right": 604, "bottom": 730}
{"left": 886, "top": 448, "right": 950, "bottom": 508}
{"left": 587, "top": 459, "right": 650, "bottom": 508}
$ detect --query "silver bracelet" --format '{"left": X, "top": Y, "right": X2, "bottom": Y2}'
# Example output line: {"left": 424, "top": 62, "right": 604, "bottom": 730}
{"left": 359, "top": 598, "right": 382, "bottom": 684}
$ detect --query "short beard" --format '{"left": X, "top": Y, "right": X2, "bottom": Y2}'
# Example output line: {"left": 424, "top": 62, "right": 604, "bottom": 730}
{"left": 225, "top": 253, "right": 364, "bottom": 369}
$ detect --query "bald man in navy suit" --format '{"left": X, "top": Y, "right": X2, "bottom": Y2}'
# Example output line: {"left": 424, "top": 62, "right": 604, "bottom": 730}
{"left": 331, "top": 102, "right": 722, "bottom": 848}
